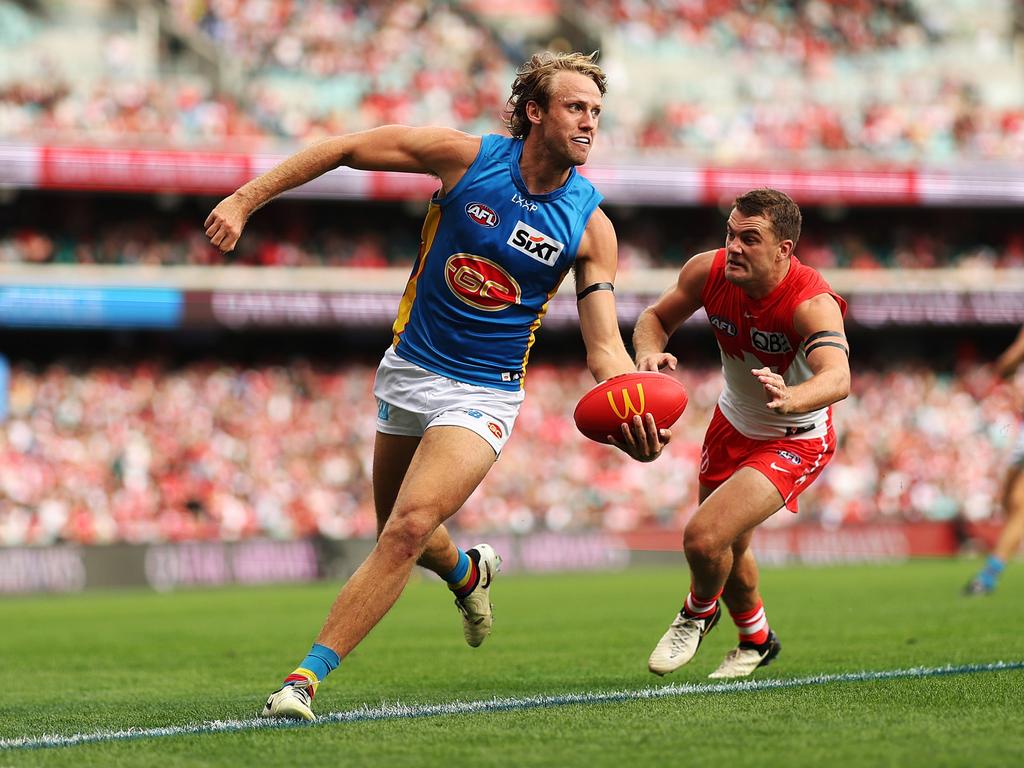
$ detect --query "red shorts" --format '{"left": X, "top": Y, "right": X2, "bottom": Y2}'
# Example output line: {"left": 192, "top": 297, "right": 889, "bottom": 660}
{"left": 699, "top": 406, "right": 836, "bottom": 513}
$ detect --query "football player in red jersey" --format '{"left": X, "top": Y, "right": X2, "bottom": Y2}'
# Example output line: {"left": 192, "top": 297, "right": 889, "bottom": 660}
{"left": 633, "top": 188, "right": 850, "bottom": 679}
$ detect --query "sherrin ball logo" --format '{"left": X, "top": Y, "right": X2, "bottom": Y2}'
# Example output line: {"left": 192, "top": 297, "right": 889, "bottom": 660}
{"left": 445, "top": 253, "right": 521, "bottom": 311}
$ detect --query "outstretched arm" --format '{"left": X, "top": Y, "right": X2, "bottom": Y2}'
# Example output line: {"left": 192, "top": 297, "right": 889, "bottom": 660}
{"left": 995, "top": 324, "right": 1024, "bottom": 379}
{"left": 575, "top": 208, "right": 667, "bottom": 461}
{"left": 204, "top": 126, "right": 480, "bottom": 252}
{"left": 632, "top": 251, "right": 714, "bottom": 371}
{"left": 574, "top": 208, "right": 635, "bottom": 382}
{"left": 752, "top": 293, "right": 850, "bottom": 414}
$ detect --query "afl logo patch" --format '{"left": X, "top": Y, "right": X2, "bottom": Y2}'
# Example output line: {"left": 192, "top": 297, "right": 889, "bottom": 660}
{"left": 776, "top": 449, "right": 802, "bottom": 465}
{"left": 445, "top": 253, "right": 521, "bottom": 311}
{"left": 709, "top": 314, "right": 737, "bottom": 336}
{"left": 465, "top": 202, "right": 499, "bottom": 228}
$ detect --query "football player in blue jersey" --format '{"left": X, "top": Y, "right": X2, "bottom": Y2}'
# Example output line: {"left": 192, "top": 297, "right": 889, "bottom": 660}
{"left": 204, "top": 51, "right": 669, "bottom": 720}
{"left": 964, "top": 324, "right": 1024, "bottom": 596}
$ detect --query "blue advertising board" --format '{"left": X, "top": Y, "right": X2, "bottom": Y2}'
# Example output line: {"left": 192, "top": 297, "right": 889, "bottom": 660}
{"left": 0, "top": 286, "right": 183, "bottom": 328}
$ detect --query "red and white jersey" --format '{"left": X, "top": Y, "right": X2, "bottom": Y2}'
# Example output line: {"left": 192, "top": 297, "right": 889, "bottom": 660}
{"left": 700, "top": 248, "right": 848, "bottom": 440}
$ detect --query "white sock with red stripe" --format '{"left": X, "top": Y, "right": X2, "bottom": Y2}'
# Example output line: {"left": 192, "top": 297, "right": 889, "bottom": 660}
{"left": 729, "top": 600, "right": 770, "bottom": 646}
{"left": 683, "top": 588, "right": 722, "bottom": 619}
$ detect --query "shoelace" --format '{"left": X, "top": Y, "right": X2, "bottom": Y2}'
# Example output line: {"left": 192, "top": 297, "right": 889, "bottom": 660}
{"left": 668, "top": 615, "right": 702, "bottom": 653}
{"left": 280, "top": 681, "right": 312, "bottom": 702}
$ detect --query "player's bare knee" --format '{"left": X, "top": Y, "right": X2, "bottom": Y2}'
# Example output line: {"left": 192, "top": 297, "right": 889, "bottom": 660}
{"left": 378, "top": 513, "right": 437, "bottom": 561}
{"left": 683, "top": 524, "right": 727, "bottom": 565}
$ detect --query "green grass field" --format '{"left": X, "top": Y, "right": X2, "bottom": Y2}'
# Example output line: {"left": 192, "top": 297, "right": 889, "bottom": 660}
{"left": 1, "top": 559, "right": 1022, "bottom": 767}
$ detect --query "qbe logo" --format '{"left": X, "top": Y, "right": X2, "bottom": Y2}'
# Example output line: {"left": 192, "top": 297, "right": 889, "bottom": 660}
{"left": 750, "top": 328, "right": 793, "bottom": 354}
{"left": 507, "top": 220, "right": 564, "bottom": 266}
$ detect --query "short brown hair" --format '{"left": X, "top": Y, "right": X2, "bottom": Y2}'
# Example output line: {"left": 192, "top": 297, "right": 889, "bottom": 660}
{"left": 733, "top": 188, "right": 802, "bottom": 246}
{"left": 503, "top": 51, "right": 607, "bottom": 139}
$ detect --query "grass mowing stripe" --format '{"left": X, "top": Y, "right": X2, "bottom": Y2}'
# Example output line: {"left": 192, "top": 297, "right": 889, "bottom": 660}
{"left": 3, "top": 660, "right": 1021, "bottom": 752}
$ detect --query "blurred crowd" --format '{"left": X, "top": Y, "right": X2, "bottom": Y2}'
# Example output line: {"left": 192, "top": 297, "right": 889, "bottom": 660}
{"left": 2, "top": 0, "right": 1023, "bottom": 162}
{"left": 628, "top": 83, "right": 1024, "bottom": 163}
{"left": 0, "top": 357, "right": 1019, "bottom": 546}
{"left": 4, "top": 199, "right": 1024, "bottom": 270}
{"left": 579, "top": 0, "right": 926, "bottom": 54}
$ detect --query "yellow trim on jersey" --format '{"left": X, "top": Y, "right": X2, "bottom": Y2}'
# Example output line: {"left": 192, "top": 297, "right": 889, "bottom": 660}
{"left": 519, "top": 269, "right": 569, "bottom": 389}
{"left": 392, "top": 203, "right": 442, "bottom": 346}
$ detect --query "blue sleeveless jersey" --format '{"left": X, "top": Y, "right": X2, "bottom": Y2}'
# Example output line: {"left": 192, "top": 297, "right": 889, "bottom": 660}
{"left": 392, "top": 134, "right": 603, "bottom": 391}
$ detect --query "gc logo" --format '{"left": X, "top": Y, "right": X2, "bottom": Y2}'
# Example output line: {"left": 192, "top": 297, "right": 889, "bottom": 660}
{"left": 444, "top": 253, "right": 521, "bottom": 311}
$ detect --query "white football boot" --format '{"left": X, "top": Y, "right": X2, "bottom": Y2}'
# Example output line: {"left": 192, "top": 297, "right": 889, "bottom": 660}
{"left": 259, "top": 682, "right": 315, "bottom": 721}
{"left": 648, "top": 603, "right": 722, "bottom": 676}
{"left": 708, "top": 630, "right": 781, "bottom": 679}
{"left": 455, "top": 544, "right": 502, "bottom": 648}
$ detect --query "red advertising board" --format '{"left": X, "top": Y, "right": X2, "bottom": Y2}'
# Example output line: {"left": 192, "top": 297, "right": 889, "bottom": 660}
{"left": 702, "top": 167, "right": 919, "bottom": 205}
{"left": 620, "top": 521, "right": 1005, "bottom": 563}
{"left": 39, "top": 146, "right": 252, "bottom": 193}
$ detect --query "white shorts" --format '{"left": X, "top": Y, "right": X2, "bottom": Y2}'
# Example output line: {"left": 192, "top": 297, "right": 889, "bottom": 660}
{"left": 373, "top": 347, "right": 524, "bottom": 455}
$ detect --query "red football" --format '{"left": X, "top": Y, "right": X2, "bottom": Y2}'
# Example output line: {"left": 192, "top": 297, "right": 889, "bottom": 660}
{"left": 573, "top": 371, "right": 688, "bottom": 444}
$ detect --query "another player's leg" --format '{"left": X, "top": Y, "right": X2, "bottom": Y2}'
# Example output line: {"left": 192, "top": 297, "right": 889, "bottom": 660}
{"left": 709, "top": 538, "right": 781, "bottom": 679}
{"left": 261, "top": 427, "right": 497, "bottom": 719}
{"left": 965, "top": 466, "right": 1024, "bottom": 595}
{"left": 649, "top": 471, "right": 782, "bottom": 676}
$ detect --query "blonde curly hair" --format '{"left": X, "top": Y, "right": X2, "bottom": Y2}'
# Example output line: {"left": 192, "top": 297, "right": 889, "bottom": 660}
{"left": 503, "top": 51, "right": 607, "bottom": 139}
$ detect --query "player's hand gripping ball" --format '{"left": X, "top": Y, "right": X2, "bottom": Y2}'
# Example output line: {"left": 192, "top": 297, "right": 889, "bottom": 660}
{"left": 573, "top": 371, "right": 688, "bottom": 444}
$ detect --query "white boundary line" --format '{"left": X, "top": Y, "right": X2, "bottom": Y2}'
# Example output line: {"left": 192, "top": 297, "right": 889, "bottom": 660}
{"left": 2, "top": 660, "right": 1022, "bottom": 751}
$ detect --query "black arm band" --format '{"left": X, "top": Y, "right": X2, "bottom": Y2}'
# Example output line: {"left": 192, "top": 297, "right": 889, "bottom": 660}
{"left": 804, "top": 341, "right": 849, "bottom": 357}
{"left": 576, "top": 282, "right": 615, "bottom": 301}
{"left": 803, "top": 330, "right": 845, "bottom": 348}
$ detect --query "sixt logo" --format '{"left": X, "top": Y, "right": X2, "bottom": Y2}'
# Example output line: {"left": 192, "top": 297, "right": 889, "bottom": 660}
{"left": 709, "top": 314, "right": 737, "bottom": 336}
{"left": 511, "top": 193, "right": 538, "bottom": 212}
{"left": 507, "top": 221, "right": 564, "bottom": 266}
{"left": 751, "top": 328, "right": 793, "bottom": 354}
{"left": 776, "top": 449, "right": 802, "bottom": 465}
{"left": 465, "top": 202, "right": 499, "bottom": 228}
{"left": 607, "top": 383, "right": 646, "bottom": 420}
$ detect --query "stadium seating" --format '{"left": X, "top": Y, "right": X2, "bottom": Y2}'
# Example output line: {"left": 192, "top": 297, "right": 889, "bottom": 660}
{"left": 4, "top": 194, "right": 1023, "bottom": 269}
{"left": 0, "top": 359, "right": 1018, "bottom": 545}
{"left": 3, "top": 0, "right": 1024, "bottom": 160}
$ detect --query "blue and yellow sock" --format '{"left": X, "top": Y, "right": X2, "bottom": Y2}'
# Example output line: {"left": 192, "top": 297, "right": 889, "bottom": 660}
{"left": 977, "top": 555, "right": 1006, "bottom": 590}
{"left": 283, "top": 643, "right": 340, "bottom": 698}
{"left": 443, "top": 547, "right": 480, "bottom": 599}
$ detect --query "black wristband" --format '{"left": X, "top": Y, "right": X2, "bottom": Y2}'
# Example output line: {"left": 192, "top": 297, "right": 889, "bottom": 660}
{"left": 576, "top": 282, "right": 614, "bottom": 301}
